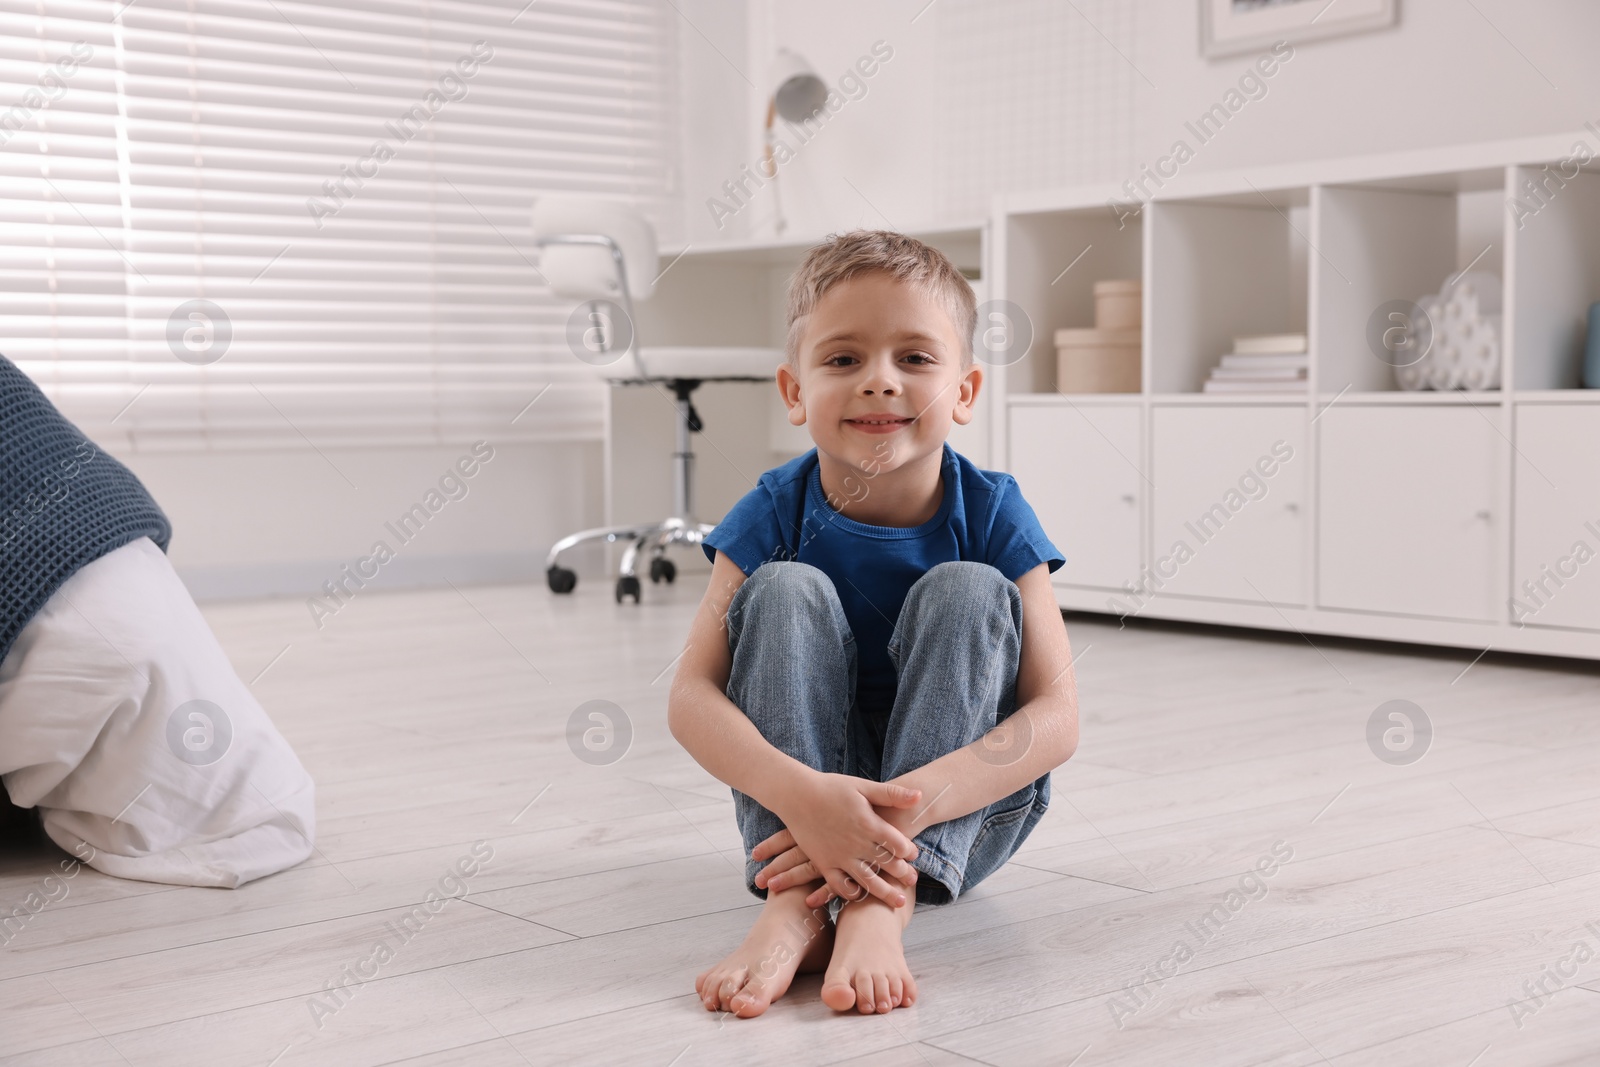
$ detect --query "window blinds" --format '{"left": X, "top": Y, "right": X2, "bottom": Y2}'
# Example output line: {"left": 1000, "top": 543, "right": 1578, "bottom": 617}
{"left": 1, "top": 0, "right": 679, "bottom": 449}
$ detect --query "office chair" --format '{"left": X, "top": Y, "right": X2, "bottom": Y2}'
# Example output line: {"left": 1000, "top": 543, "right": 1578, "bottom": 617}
{"left": 532, "top": 197, "right": 782, "bottom": 604}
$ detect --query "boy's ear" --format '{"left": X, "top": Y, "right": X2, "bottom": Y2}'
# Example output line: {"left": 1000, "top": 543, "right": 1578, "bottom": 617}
{"left": 950, "top": 362, "right": 983, "bottom": 426}
{"left": 776, "top": 361, "right": 807, "bottom": 426}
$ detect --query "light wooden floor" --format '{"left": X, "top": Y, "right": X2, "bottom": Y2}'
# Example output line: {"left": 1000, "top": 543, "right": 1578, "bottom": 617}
{"left": 4, "top": 569, "right": 1600, "bottom": 1067}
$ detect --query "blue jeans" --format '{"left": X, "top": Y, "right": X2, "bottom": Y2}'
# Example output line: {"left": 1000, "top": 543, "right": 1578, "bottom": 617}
{"left": 724, "top": 559, "right": 1051, "bottom": 914}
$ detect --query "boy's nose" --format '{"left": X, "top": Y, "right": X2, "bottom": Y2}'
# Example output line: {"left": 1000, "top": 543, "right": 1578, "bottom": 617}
{"left": 861, "top": 368, "right": 898, "bottom": 394}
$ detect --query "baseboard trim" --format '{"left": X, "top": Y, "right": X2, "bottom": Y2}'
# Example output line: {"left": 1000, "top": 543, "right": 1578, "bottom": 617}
{"left": 178, "top": 551, "right": 550, "bottom": 604}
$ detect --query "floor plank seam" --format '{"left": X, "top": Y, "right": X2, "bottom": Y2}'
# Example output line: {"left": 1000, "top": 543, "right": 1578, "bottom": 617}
{"left": 1053, "top": 777, "right": 1600, "bottom": 874}
{"left": 1011, "top": 806, "right": 1600, "bottom": 902}
{"left": 60, "top": 941, "right": 607, "bottom": 1045}
{"left": 370, "top": 1036, "right": 508, "bottom": 1066}
{"left": 1003, "top": 861, "right": 1153, "bottom": 894}
{"left": 909, "top": 1035, "right": 1014, "bottom": 1067}
{"left": 1265, "top": 979, "right": 1600, "bottom": 1067}
{"left": 1459, "top": 821, "right": 1600, "bottom": 856}
{"left": 458, "top": 897, "right": 579, "bottom": 939}
{"left": 459, "top": 894, "right": 759, "bottom": 942}
{"left": 0, "top": 893, "right": 580, "bottom": 988}
{"left": 299, "top": 830, "right": 739, "bottom": 882}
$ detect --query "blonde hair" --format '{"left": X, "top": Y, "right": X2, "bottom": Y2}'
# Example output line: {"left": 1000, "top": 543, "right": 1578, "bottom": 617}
{"left": 784, "top": 230, "right": 975, "bottom": 368}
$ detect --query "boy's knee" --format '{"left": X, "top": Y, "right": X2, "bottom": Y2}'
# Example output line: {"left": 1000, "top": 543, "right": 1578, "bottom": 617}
{"left": 743, "top": 560, "right": 834, "bottom": 606}
{"left": 898, "top": 563, "right": 1018, "bottom": 647}
{"left": 910, "top": 560, "right": 1011, "bottom": 606}
{"left": 732, "top": 559, "right": 844, "bottom": 627}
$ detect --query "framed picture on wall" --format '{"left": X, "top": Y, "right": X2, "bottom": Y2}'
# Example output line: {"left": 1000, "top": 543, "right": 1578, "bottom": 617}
{"left": 1200, "top": 0, "right": 1397, "bottom": 58}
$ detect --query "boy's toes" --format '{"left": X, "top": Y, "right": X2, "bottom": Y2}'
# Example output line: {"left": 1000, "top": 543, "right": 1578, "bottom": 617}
{"left": 855, "top": 973, "right": 877, "bottom": 1014}
{"left": 699, "top": 967, "right": 742, "bottom": 1011}
{"left": 729, "top": 981, "right": 775, "bottom": 1018}
{"left": 889, "top": 975, "right": 904, "bottom": 1007}
{"left": 820, "top": 966, "right": 857, "bottom": 1012}
{"left": 698, "top": 971, "right": 724, "bottom": 1011}
{"left": 872, "top": 974, "right": 892, "bottom": 1014}
{"left": 714, "top": 969, "right": 751, "bottom": 1012}
{"left": 702, "top": 968, "right": 778, "bottom": 1018}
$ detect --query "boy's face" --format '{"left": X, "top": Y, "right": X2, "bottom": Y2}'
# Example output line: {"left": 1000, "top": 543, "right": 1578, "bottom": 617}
{"left": 776, "top": 271, "right": 981, "bottom": 476}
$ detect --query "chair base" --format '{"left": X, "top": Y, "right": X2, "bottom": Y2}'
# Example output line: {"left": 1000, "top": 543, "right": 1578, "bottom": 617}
{"left": 545, "top": 516, "right": 718, "bottom": 603}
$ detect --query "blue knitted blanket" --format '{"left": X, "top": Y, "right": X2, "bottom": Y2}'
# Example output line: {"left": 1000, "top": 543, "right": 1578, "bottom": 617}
{"left": 1, "top": 356, "right": 171, "bottom": 665}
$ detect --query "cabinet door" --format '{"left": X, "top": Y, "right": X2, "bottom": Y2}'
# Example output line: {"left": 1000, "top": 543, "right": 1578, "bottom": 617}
{"left": 1007, "top": 404, "right": 1141, "bottom": 590}
{"left": 1512, "top": 404, "right": 1600, "bottom": 631}
{"left": 1318, "top": 406, "right": 1501, "bottom": 621}
{"left": 1150, "top": 405, "right": 1307, "bottom": 604}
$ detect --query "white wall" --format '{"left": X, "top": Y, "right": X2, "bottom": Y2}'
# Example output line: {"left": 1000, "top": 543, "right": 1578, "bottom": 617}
{"left": 125, "top": 441, "right": 606, "bottom": 605}
{"left": 1134, "top": 0, "right": 1595, "bottom": 178}
{"left": 673, "top": 0, "right": 763, "bottom": 244}
{"left": 681, "top": 0, "right": 1600, "bottom": 243}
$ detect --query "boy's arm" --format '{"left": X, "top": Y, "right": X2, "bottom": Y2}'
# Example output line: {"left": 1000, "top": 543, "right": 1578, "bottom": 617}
{"left": 666, "top": 551, "right": 814, "bottom": 815}
{"left": 883, "top": 561, "right": 1079, "bottom": 835}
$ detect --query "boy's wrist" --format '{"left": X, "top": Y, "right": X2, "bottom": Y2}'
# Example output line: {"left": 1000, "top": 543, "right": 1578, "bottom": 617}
{"left": 881, "top": 771, "right": 932, "bottom": 837}
{"left": 876, "top": 795, "right": 922, "bottom": 841}
{"left": 767, "top": 760, "right": 820, "bottom": 822}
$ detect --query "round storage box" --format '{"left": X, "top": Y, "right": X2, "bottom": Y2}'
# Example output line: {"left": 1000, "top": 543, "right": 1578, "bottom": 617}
{"left": 1055, "top": 328, "right": 1141, "bottom": 393}
{"left": 1093, "top": 279, "right": 1142, "bottom": 331}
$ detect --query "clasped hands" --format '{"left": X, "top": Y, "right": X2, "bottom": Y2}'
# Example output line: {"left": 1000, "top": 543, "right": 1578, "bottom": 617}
{"left": 752, "top": 771, "right": 926, "bottom": 910}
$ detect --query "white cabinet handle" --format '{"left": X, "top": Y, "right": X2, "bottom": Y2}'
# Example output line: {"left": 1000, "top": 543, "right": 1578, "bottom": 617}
{"left": 1120, "top": 493, "right": 1136, "bottom": 504}
{"left": 1474, "top": 509, "right": 1492, "bottom": 521}
{"left": 1285, "top": 501, "right": 1300, "bottom": 513}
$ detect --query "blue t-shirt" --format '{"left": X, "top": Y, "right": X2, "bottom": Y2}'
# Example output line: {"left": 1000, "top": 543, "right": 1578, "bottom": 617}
{"left": 701, "top": 442, "right": 1064, "bottom": 714}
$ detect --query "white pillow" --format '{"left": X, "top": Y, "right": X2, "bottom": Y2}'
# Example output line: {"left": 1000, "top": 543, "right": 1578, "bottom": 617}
{"left": 0, "top": 537, "right": 315, "bottom": 888}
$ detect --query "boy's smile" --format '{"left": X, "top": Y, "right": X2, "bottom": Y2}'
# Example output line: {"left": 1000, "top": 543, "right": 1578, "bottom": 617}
{"left": 842, "top": 413, "right": 913, "bottom": 434}
{"left": 776, "top": 271, "right": 982, "bottom": 527}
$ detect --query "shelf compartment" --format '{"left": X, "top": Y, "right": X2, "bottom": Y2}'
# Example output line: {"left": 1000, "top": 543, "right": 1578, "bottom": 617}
{"left": 1003, "top": 206, "right": 1142, "bottom": 395}
{"left": 1313, "top": 173, "right": 1506, "bottom": 396}
{"left": 1508, "top": 163, "right": 1600, "bottom": 390}
{"left": 1147, "top": 192, "right": 1310, "bottom": 395}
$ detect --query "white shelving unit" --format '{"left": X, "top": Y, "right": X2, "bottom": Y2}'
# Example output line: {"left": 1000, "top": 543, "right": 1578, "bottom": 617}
{"left": 994, "top": 129, "right": 1600, "bottom": 660}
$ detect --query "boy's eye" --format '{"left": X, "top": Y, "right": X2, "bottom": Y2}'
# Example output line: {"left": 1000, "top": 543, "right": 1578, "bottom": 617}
{"left": 824, "top": 352, "right": 935, "bottom": 366}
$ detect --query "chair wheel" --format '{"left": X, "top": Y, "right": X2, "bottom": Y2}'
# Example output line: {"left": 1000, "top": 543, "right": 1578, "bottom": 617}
{"left": 615, "top": 575, "right": 641, "bottom": 603}
{"left": 546, "top": 566, "right": 577, "bottom": 594}
{"left": 649, "top": 558, "right": 677, "bottom": 584}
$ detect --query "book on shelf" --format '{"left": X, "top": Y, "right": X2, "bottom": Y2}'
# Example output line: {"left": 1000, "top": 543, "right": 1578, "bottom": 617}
{"left": 1201, "top": 378, "right": 1309, "bottom": 394}
{"left": 1209, "top": 366, "right": 1307, "bottom": 381}
{"left": 1232, "top": 332, "right": 1307, "bottom": 355}
{"left": 1219, "top": 352, "right": 1308, "bottom": 371}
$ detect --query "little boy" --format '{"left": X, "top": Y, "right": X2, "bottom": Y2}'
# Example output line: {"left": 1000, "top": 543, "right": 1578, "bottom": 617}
{"left": 667, "top": 230, "right": 1080, "bottom": 1018}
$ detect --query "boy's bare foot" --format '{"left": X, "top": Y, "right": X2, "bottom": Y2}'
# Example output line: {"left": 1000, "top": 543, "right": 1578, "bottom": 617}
{"left": 696, "top": 880, "right": 835, "bottom": 1018}
{"left": 821, "top": 877, "right": 918, "bottom": 1014}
